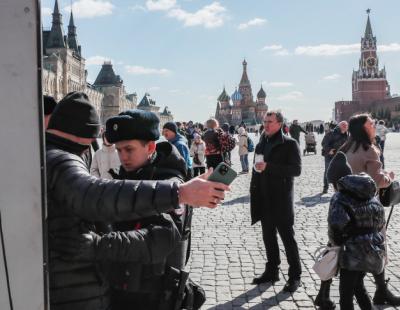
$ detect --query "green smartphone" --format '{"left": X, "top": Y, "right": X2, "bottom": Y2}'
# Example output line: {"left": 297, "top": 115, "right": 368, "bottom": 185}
{"left": 207, "top": 162, "right": 237, "bottom": 185}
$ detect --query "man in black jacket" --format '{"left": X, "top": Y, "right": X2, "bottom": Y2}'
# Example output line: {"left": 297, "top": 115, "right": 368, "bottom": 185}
{"left": 250, "top": 111, "right": 302, "bottom": 293}
{"left": 46, "top": 92, "right": 229, "bottom": 310}
{"left": 289, "top": 119, "right": 307, "bottom": 144}
{"left": 103, "top": 110, "right": 192, "bottom": 309}
{"left": 321, "top": 121, "right": 348, "bottom": 193}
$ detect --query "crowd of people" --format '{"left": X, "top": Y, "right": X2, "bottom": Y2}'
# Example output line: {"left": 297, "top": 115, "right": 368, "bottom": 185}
{"left": 43, "top": 92, "right": 398, "bottom": 310}
{"left": 43, "top": 91, "right": 260, "bottom": 310}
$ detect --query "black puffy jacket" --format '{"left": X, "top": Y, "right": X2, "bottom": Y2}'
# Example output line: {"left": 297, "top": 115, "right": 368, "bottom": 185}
{"left": 46, "top": 133, "right": 181, "bottom": 310}
{"left": 103, "top": 142, "right": 188, "bottom": 293}
{"left": 328, "top": 174, "right": 386, "bottom": 274}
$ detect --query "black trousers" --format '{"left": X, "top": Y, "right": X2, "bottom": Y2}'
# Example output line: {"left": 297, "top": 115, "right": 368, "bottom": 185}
{"left": 339, "top": 268, "right": 372, "bottom": 310}
{"left": 260, "top": 216, "right": 301, "bottom": 280}
{"left": 111, "top": 290, "right": 161, "bottom": 310}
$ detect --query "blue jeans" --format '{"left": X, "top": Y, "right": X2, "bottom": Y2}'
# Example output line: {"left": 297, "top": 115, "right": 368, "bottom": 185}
{"left": 240, "top": 154, "right": 249, "bottom": 171}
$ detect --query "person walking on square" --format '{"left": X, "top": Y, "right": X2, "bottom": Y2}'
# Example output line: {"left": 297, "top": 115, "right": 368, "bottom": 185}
{"left": 238, "top": 126, "right": 249, "bottom": 173}
{"left": 376, "top": 119, "right": 389, "bottom": 152}
{"left": 250, "top": 111, "right": 302, "bottom": 292}
{"left": 321, "top": 121, "right": 348, "bottom": 194}
{"left": 203, "top": 118, "right": 224, "bottom": 169}
{"left": 289, "top": 119, "right": 307, "bottom": 144}
{"left": 190, "top": 133, "right": 206, "bottom": 177}
{"left": 376, "top": 119, "right": 389, "bottom": 167}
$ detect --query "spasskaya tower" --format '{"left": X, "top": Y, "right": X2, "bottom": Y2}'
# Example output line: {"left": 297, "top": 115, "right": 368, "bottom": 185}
{"left": 352, "top": 9, "right": 390, "bottom": 105}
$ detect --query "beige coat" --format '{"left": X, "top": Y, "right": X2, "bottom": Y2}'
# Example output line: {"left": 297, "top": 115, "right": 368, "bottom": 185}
{"left": 190, "top": 141, "right": 206, "bottom": 167}
{"left": 238, "top": 134, "right": 248, "bottom": 156}
{"left": 345, "top": 144, "right": 391, "bottom": 188}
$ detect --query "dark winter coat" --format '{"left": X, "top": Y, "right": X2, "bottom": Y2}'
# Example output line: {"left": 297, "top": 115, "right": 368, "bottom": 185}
{"left": 46, "top": 133, "right": 181, "bottom": 310}
{"left": 328, "top": 174, "right": 386, "bottom": 274}
{"left": 250, "top": 130, "right": 302, "bottom": 225}
{"left": 289, "top": 124, "right": 307, "bottom": 142}
{"left": 321, "top": 127, "right": 348, "bottom": 158}
{"left": 104, "top": 142, "right": 189, "bottom": 293}
{"left": 203, "top": 128, "right": 221, "bottom": 155}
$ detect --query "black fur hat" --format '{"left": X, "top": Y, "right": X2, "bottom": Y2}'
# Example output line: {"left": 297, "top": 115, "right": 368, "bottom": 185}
{"left": 106, "top": 109, "right": 160, "bottom": 143}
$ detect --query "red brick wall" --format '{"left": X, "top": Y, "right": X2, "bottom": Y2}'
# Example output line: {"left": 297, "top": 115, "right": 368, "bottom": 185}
{"left": 353, "top": 80, "right": 387, "bottom": 104}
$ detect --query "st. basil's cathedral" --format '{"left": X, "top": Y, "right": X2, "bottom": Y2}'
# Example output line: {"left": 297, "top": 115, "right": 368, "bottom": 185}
{"left": 215, "top": 60, "right": 268, "bottom": 127}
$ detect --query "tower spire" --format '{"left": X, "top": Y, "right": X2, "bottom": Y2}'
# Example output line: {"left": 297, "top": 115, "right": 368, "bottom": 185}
{"left": 364, "top": 9, "right": 373, "bottom": 38}
{"left": 54, "top": 0, "right": 60, "bottom": 14}
{"left": 68, "top": 11, "right": 75, "bottom": 30}
{"left": 240, "top": 58, "right": 250, "bottom": 86}
{"left": 47, "top": 0, "right": 66, "bottom": 48}
{"left": 67, "top": 4, "right": 81, "bottom": 56}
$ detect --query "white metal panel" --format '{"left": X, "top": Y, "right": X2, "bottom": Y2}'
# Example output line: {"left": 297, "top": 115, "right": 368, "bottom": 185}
{"left": 0, "top": 1, "right": 46, "bottom": 310}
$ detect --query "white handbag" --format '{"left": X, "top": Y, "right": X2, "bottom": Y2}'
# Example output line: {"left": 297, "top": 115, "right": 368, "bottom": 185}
{"left": 312, "top": 245, "right": 341, "bottom": 281}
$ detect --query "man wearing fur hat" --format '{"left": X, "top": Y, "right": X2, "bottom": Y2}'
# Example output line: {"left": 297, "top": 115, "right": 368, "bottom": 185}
{"left": 96, "top": 110, "right": 194, "bottom": 309}
{"left": 46, "top": 92, "right": 229, "bottom": 310}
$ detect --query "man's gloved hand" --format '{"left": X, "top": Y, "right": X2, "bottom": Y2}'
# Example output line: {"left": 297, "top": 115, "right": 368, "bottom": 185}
{"left": 50, "top": 230, "right": 100, "bottom": 261}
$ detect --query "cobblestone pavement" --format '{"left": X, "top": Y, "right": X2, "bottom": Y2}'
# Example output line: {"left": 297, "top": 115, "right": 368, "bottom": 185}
{"left": 187, "top": 132, "right": 400, "bottom": 310}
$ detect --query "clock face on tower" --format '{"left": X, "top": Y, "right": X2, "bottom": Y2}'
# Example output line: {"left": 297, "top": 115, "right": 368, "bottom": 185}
{"left": 366, "top": 57, "right": 376, "bottom": 67}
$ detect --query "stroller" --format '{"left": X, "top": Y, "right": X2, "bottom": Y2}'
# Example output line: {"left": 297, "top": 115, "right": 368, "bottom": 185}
{"left": 303, "top": 132, "right": 317, "bottom": 155}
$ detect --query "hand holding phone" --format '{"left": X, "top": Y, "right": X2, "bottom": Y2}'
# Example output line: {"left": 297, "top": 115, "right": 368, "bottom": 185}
{"left": 207, "top": 162, "right": 237, "bottom": 185}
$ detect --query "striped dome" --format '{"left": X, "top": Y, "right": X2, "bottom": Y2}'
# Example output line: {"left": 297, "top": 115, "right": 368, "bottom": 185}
{"left": 217, "top": 88, "right": 230, "bottom": 102}
{"left": 231, "top": 88, "right": 242, "bottom": 101}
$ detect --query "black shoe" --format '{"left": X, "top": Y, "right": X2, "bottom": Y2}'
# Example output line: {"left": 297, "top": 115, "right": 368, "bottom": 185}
{"left": 373, "top": 281, "right": 400, "bottom": 306}
{"left": 283, "top": 279, "right": 301, "bottom": 293}
{"left": 315, "top": 280, "right": 336, "bottom": 309}
{"left": 252, "top": 270, "right": 279, "bottom": 285}
{"left": 315, "top": 293, "right": 336, "bottom": 309}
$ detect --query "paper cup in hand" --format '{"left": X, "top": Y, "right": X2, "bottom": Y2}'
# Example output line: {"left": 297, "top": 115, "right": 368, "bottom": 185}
{"left": 254, "top": 154, "right": 264, "bottom": 172}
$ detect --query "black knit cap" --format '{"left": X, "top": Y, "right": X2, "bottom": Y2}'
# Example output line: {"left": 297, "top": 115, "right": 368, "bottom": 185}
{"left": 163, "top": 121, "right": 178, "bottom": 134}
{"left": 47, "top": 91, "right": 101, "bottom": 138}
{"left": 44, "top": 95, "right": 57, "bottom": 115}
{"left": 327, "top": 151, "right": 353, "bottom": 186}
{"left": 105, "top": 109, "right": 160, "bottom": 143}
{"left": 221, "top": 123, "right": 229, "bottom": 132}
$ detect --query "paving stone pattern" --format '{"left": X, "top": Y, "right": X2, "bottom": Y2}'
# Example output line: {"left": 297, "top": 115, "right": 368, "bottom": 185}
{"left": 186, "top": 132, "right": 400, "bottom": 310}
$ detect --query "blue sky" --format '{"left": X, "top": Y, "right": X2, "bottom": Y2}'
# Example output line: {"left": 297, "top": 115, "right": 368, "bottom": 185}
{"left": 41, "top": 0, "right": 400, "bottom": 122}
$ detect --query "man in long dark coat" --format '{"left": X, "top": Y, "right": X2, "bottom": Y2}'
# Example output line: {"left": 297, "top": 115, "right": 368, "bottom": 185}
{"left": 250, "top": 111, "right": 302, "bottom": 293}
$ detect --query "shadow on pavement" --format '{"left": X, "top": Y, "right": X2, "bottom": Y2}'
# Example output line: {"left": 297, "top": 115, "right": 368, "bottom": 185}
{"left": 295, "top": 193, "right": 331, "bottom": 208}
{"left": 210, "top": 283, "right": 292, "bottom": 309}
{"left": 222, "top": 195, "right": 250, "bottom": 206}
